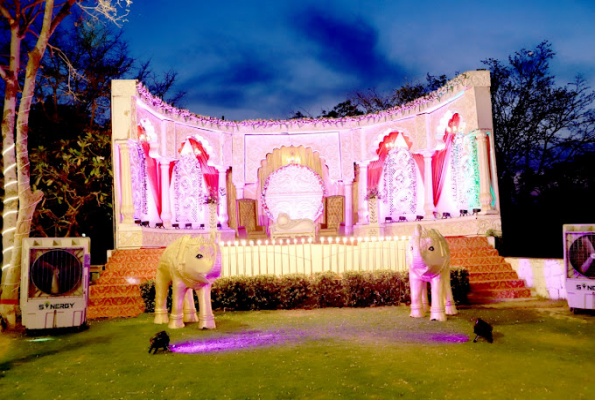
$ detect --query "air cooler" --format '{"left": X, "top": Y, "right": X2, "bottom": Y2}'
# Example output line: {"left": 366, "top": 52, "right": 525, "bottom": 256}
{"left": 563, "top": 224, "right": 595, "bottom": 312}
{"left": 20, "top": 237, "right": 91, "bottom": 329}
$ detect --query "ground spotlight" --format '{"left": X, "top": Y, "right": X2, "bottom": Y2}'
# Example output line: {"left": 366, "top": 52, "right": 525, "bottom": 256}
{"left": 473, "top": 318, "right": 493, "bottom": 343}
{"left": 149, "top": 330, "right": 171, "bottom": 354}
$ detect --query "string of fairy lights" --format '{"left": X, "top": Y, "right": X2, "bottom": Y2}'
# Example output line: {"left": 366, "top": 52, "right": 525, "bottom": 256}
{"left": 2, "top": 142, "right": 22, "bottom": 272}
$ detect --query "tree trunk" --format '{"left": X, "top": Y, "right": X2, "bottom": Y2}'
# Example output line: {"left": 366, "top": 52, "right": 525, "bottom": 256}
{"left": 0, "top": 1, "right": 55, "bottom": 328}
{"left": 0, "top": 12, "right": 23, "bottom": 328}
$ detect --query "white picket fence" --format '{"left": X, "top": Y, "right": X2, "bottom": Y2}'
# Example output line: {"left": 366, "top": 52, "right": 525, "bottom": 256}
{"left": 219, "top": 236, "right": 410, "bottom": 277}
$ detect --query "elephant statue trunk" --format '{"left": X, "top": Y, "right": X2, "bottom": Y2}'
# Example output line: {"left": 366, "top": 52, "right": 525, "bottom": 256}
{"left": 407, "top": 225, "right": 457, "bottom": 321}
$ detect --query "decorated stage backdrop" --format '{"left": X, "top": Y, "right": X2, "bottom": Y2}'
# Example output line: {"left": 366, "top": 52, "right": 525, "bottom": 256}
{"left": 110, "top": 71, "right": 501, "bottom": 249}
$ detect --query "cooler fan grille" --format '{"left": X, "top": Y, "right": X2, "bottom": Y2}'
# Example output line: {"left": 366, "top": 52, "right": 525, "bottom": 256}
{"left": 567, "top": 233, "right": 595, "bottom": 279}
{"left": 29, "top": 249, "right": 83, "bottom": 296}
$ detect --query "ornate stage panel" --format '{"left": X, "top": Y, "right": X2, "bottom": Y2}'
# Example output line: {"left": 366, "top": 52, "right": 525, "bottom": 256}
{"left": 262, "top": 164, "right": 325, "bottom": 222}
{"left": 244, "top": 132, "right": 343, "bottom": 183}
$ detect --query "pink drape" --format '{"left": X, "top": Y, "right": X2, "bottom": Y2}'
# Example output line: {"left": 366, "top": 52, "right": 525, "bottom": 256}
{"left": 412, "top": 154, "right": 425, "bottom": 183}
{"left": 185, "top": 139, "right": 219, "bottom": 200}
{"left": 431, "top": 113, "right": 459, "bottom": 205}
{"left": 367, "top": 132, "right": 412, "bottom": 190}
{"left": 138, "top": 125, "right": 161, "bottom": 214}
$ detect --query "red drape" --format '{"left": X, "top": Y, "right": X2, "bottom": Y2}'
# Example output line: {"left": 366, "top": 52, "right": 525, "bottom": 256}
{"left": 431, "top": 135, "right": 454, "bottom": 206}
{"left": 138, "top": 126, "right": 161, "bottom": 214}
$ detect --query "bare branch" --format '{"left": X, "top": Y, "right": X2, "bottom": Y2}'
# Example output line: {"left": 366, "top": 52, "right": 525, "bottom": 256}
{"left": 78, "top": 0, "right": 132, "bottom": 27}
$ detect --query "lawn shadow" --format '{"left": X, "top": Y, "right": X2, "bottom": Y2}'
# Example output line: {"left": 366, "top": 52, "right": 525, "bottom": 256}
{"left": 0, "top": 350, "right": 60, "bottom": 375}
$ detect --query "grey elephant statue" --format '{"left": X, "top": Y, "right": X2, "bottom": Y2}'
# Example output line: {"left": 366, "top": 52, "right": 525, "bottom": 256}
{"left": 406, "top": 224, "right": 457, "bottom": 321}
{"left": 154, "top": 234, "right": 221, "bottom": 329}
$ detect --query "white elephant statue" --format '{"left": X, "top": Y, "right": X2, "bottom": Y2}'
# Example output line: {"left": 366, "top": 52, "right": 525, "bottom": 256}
{"left": 406, "top": 224, "right": 457, "bottom": 321}
{"left": 154, "top": 234, "right": 221, "bottom": 329}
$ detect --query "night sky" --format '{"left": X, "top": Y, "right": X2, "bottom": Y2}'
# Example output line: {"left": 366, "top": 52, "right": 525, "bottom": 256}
{"left": 122, "top": 0, "right": 595, "bottom": 121}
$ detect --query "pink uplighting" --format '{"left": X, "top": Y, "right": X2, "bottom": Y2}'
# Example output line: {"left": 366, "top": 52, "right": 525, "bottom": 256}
{"left": 169, "top": 328, "right": 469, "bottom": 354}
{"left": 170, "top": 330, "right": 299, "bottom": 354}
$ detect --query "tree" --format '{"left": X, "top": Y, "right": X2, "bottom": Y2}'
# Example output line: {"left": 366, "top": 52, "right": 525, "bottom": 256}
{"left": 136, "top": 60, "right": 186, "bottom": 107}
{"left": 320, "top": 99, "right": 363, "bottom": 118}
{"left": 353, "top": 74, "right": 450, "bottom": 114}
{"left": 0, "top": 0, "right": 131, "bottom": 327}
{"left": 484, "top": 42, "right": 595, "bottom": 192}
{"left": 483, "top": 41, "right": 595, "bottom": 256}
{"left": 27, "top": 19, "right": 185, "bottom": 263}
{"left": 31, "top": 132, "right": 112, "bottom": 237}
{"left": 30, "top": 131, "right": 112, "bottom": 237}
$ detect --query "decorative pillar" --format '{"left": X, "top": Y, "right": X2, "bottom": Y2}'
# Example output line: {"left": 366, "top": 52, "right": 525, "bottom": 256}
{"left": 422, "top": 151, "right": 435, "bottom": 219}
{"left": 476, "top": 131, "right": 496, "bottom": 214}
{"left": 159, "top": 159, "right": 172, "bottom": 227}
{"left": 356, "top": 162, "right": 369, "bottom": 224}
{"left": 344, "top": 181, "right": 353, "bottom": 234}
{"left": 117, "top": 140, "right": 135, "bottom": 224}
{"left": 368, "top": 196, "right": 379, "bottom": 225}
{"left": 234, "top": 184, "right": 244, "bottom": 200}
{"left": 218, "top": 167, "right": 229, "bottom": 228}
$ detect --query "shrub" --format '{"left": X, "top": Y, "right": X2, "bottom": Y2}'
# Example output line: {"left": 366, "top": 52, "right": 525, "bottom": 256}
{"left": 314, "top": 271, "right": 346, "bottom": 308}
{"left": 343, "top": 271, "right": 375, "bottom": 307}
{"left": 278, "top": 274, "right": 317, "bottom": 309}
{"left": 245, "top": 275, "right": 280, "bottom": 310}
{"left": 343, "top": 270, "right": 407, "bottom": 307}
{"left": 212, "top": 276, "right": 250, "bottom": 311}
{"left": 450, "top": 267, "right": 470, "bottom": 305}
{"left": 139, "top": 279, "right": 171, "bottom": 313}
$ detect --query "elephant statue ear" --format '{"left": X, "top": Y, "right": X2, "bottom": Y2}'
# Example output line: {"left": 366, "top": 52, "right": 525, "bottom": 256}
{"left": 412, "top": 224, "right": 422, "bottom": 239}
{"left": 208, "top": 231, "right": 219, "bottom": 244}
{"left": 176, "top": 235, "right": 192, "bottom": 266}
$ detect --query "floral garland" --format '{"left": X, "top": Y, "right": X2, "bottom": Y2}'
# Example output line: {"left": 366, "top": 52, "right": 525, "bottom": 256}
{"left": 261, "top": 164, "right": 326, "bottom": 220}
{"left": 451, "top": 134, "right": 481, "bottom": 210}
{"left": 135, "top": 73, "right": 469, "bottom": 131}
{"left": 365, "top": 187, "right": 383, "bottom": 200}
{"left": 203, "top": 193, "right": 219, "bottom": 205}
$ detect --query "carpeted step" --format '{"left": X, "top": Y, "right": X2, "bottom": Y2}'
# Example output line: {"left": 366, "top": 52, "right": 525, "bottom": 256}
{"left": 107, "top": 249, "right": 164, "bottom": 262}
{"left": 468, "top": 271, "right": 520, "bottom": 282}
{"left": 451, "top": 263, "right": 514, "bottom": 273}
{"left": 98, "top": 268, "right": 157, "bottom": 279}
{"left": 94, "top": 276, "right": 151, "bottom": 286}
{"left": 468, "top": 287, "right": 532, "bottom": 301}
{"left": 450, "top": 256, "right": 506, "bottom": 267}
{"left": 87, "top": 303, "right": 145, "bottom": 319}
{"left": 450, "top": 247, "right": 499, "bottom": 258}
{"left": 470, "top": 279, "right": 527, "bottom": 291}
{"left": 446, "top": 237, "right": 491, "bottom": 249}
{"left": 90, "top": 284, "right": 142, "bottom": 297}
{"left": 89, "top": 294, "right": 145, "bottom": 308}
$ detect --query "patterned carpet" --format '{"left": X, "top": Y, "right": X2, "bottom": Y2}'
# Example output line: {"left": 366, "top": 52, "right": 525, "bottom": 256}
{"left": 88, "top": 249, "right": 164, "bottom": 319}
{"left": 447, "top": 236, "right": 532, "bottom": 301}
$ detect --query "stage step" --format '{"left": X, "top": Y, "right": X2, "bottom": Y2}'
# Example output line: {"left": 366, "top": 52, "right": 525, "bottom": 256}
{"left": 467, "top": 287, "right": 533, "bottom": 302}
{"left": 446, "top": 236, "right": 532, "bottom": 303}
{"left": 468, "top": 271, "right": 519, "bottom": 282}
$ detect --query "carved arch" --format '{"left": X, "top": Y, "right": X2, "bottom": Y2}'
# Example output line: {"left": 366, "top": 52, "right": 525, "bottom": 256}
{"left": 178, "top": 134, "right": 216, "bottom": 166}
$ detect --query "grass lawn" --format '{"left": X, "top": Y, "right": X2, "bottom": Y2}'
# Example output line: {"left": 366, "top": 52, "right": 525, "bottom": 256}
{"left": 1, "top": 301, "right": 593, "bottom": 399}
